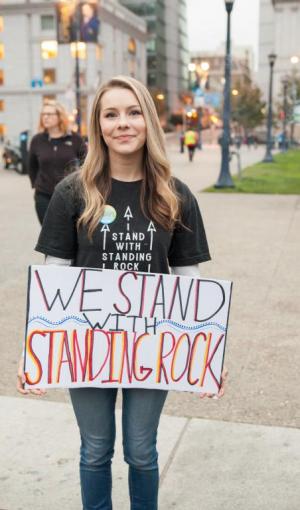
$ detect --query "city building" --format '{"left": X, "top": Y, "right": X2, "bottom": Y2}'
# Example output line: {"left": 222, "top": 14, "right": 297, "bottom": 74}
{"left": 0, "top": 0, "right": 147, "bottom": 141}
{"left": 190, "top": 47, "right": 252, "bottom": 110}
{"left": 119, "top": 0, "right": 189, "bottom": 119}
{"left": 258, "top": 0, "right": 300, "bottom": 99}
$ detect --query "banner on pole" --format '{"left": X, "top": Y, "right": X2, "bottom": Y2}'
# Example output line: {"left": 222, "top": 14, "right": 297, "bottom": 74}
{"left": 24, "top": 266, "right": 232, "bottom": 394}
{"left": 56, "top": 1, "right": 100, "bottom": 44}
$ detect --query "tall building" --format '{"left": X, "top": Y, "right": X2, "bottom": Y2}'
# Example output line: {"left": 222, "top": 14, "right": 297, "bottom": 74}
{"left": 119, "top": 0, "right": 189, "bottom": 117}
{"left": 258, "top": 0, "right": 300, "bottom": 99}
{"left": 0, "top": 0, "right": 147, "bottom": 141}
{"left": 190, "top": 48, "right": 252, "bottom": 110}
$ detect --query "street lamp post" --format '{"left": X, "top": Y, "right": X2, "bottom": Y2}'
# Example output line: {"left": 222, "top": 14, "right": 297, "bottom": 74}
{"left": 263, "top": 53, "right": 277, "bottom": 162}
{"left": 281, "top": 77, "right": 289, "bottom": 152}
{"left": 73, "top": 2, "right": 81, "bottom": 133}
{"left": 215, "top": 0, "right": 235, "bottom": 189}
{"left": 290, "top": 56, "right": 299, "bottom": 146}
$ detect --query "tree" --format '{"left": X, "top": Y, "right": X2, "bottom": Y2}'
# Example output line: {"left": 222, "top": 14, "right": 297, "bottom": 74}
{"left": 231, "top": 79, "right": 265, "bottom": 132}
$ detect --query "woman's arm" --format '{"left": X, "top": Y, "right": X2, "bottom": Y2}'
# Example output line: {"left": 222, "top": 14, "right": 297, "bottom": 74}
{"left": 45, "top": 255, "right": 73, "bottom": 266}
{"left": 28, "top": 139, "right": 39, "bottom": 188}
{"left": 170, "top": 264, "right": 200, "bottom": 277}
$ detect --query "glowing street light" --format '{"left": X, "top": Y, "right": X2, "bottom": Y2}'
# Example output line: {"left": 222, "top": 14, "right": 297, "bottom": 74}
{"left": 200, "top": 61, "right": 210, "bottom": 72}
{"left": 188, "top": 62, "right": 196, "bottom": 72}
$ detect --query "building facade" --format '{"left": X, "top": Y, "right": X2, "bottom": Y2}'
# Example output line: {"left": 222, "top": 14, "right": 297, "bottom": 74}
{"left": 0, "top": 0, "right": 147, "bottom": 141}
{"left": 190, "top": 48, "right": 252, "bottom": 110}
{"left": 119, "top": 0, "right": 189, "bottom": 117}
{"left": 258, "top": 0, "right": 300, "bottom": 99}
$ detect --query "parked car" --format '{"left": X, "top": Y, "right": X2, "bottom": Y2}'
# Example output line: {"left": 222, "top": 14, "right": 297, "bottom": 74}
{"left": 2, "top": 143, "right": 23, "bottom": 173}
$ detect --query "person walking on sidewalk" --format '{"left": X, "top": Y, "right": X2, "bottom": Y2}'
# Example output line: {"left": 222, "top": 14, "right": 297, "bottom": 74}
{"left": 28, "top": 100, "right": 86, "bottom": 225}
{"left": 18, "top": 76, "right": 226, "bottom": 510}
{"left": 184, "top": 127, "right": 198, "bottom": 162}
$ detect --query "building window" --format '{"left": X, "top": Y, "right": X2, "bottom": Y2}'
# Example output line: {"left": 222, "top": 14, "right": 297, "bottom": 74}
{"left": 43, "top": 68, "right": 56, "bottom": 84}
{"left": 70, "top": 42, "right": 87, "bottom": 59}
{"left": 41, "top": 15, "right": 55, "bottom": 31}
{"left": 128, "top": 38, "right": 136, "bottom": 55}
{"left": 0, "top": 99, "right": 4, "bottom": 111}
{"left": 0, "top": 43, "right": 4, "bottom": 59}
{"left": 0, "top": 70, "right": 4, "bottom": 85}
{"left": 0, "top": 123, "right": 6, "bottom": 137}
{"left": 96, "top": 43, "right": 103, "bottom": 60}
{"left": 41, "top": 41, "right": 58, "bottom": 59}
{"left": 146, "top": 39, "right": 156, "bottom": 52}
{"left": 0, "top": 17, "right": 3, "bottom": 32}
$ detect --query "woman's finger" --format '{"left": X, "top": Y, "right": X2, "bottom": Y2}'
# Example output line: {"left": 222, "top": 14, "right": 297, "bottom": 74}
{"left": 16, "top": 375, "right": 29, "bottom": 395}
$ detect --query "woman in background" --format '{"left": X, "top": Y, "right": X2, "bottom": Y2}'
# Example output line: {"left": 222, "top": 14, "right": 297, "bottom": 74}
{"left": 28, "top": 100, "right": 86, "bottom": 224}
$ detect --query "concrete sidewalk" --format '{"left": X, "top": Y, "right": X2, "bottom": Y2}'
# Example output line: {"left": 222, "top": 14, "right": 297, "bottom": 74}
{"left": 1, "top": 395, "right": 299, "bottom": 510}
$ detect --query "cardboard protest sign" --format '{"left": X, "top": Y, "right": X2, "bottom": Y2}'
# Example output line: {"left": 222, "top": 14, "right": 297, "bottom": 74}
{"left": 24, "top": 266, "right": 232, "bottom": 394}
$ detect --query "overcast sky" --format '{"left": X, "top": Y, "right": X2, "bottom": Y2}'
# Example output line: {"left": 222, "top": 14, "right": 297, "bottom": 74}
{"left": 186, "top": 0, "right": 260, "bottom": 67}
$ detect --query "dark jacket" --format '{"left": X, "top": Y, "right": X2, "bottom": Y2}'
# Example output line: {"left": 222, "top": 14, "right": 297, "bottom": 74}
{"left": 28, "top": 131, "right": 86, "bottom": 196}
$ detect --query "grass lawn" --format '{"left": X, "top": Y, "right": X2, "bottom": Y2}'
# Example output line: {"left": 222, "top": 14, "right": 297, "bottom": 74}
{"left": 205, "top": 149, "right": 300, "bottom": 194}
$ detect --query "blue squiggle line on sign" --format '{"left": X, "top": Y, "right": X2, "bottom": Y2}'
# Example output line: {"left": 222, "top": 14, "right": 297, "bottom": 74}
{"left": 28, "top": 316, "right": 88, "bottom": 326}
{"left": 156, "top": 320, "right": 226, "bottom": 333}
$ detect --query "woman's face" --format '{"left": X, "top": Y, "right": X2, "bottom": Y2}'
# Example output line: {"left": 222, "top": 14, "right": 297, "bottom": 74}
{"left": 41, "top": 105, "right": 59, "bottom": 131}
{"left": 99, "top": 88, "right": 147, "bottom": 157}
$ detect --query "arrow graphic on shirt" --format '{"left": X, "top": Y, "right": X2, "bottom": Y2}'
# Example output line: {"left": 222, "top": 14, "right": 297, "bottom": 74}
{"left": 147, "top": 221, "right": 156, "bottom": 250}
{"left": 124, "top": 206, "right": 133, "bottom": 231}
{"left": 101, "top": 224, "right": 110, "bottom": 250}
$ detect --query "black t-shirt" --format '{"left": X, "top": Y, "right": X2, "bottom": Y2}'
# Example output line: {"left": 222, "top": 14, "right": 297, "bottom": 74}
{"left": 28, "top": 132, "right": 86, "bottom": 196}
{"left": 35, "top": 173, "right": 211, "bottom": 273}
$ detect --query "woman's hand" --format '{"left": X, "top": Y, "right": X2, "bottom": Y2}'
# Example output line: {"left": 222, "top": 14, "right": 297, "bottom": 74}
{"left": 199, "top": 367, "right": 228, "bottom": 400}
{"left": 17, "top": 357, "right": 46, "bottom": 396}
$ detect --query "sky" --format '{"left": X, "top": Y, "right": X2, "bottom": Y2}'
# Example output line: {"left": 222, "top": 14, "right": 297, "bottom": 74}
{"left": 186, "top": 0, "right": 260, "bottom": 68}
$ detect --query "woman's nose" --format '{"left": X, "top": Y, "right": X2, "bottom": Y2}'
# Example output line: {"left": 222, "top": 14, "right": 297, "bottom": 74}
{"left": 117, "top": 114, "right": 129, "bottom": 128}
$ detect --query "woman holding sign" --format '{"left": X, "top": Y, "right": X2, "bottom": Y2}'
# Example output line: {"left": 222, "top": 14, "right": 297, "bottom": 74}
{"left": 18, "top": 76, "right": 226, "bottom": 510}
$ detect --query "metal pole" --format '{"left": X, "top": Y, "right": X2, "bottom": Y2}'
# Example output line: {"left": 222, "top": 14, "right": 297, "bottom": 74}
{"left": 215, "top": 3, "right": 234, "bottom": 188}
{"left": 290, "top": 81, "right": 297, "bottom": 146}
{"left": 263, "top": 57, "right": 276, "bottom": 162}
{"left": 74, "top": 3, "right": 81, "bottom": 133}
{"left": 282, "top": 79, "right": 288, "bottom": 152}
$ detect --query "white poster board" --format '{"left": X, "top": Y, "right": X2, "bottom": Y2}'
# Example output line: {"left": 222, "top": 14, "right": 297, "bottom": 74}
{"left": 24, "top": 266, "right": 232, "bottom": 394}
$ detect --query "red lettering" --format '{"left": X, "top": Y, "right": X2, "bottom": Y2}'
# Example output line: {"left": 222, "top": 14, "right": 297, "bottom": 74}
{"left": 113, "top": 271, "right": 137, "bottom": 314}
{"left": 25, "top": 330, "right": 45, "bottom": 385}
{"left": 156, "top": 332, "right": 176, "bottom": 384}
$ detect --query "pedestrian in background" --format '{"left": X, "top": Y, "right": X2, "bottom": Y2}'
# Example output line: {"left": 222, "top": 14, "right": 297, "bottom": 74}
{"left": 184, "top": 127, "right": 198, "bottom": 162}
{"left": 28, "top": 100, "right": 86, "bottom": 224}
{"left": 18, "top": 75, "right": 226, "bottom": 510}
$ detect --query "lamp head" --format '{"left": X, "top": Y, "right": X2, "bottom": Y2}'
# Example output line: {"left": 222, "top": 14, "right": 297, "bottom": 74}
{"left": 268, "top": 53, "right": 277, "bottom": 67}
{"left": 225, "top": 0, "right": 235, "bottom": 13}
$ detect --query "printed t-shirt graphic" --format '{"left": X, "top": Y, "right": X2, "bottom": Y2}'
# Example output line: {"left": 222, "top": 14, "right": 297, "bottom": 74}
{"left": 99, "top": 202, "right": 157, "bottom": 272}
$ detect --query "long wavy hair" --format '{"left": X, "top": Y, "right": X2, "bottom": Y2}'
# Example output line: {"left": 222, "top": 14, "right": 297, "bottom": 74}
{"left": 77, "top": 75, "right": 180, "bottom": 238}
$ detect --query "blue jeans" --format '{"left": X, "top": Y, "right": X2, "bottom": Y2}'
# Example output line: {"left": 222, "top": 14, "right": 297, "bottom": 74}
{"left": 69, "top": 387, "right": 168, "bottom": 510}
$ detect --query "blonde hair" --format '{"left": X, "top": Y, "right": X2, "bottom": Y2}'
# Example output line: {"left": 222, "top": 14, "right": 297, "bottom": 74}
{"left": 39, "top": 100, "right": 70, "bottom": 134}
{"left": 78, "top": 75, "right": 180, "bottom": 238}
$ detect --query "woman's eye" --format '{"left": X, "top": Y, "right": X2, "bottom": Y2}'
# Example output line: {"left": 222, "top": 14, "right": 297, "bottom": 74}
{"left": 130, "top": 110, "right": 142, "bottom": 116}
{"left": 105, "top": 112, "right": 116, "bottom": 118}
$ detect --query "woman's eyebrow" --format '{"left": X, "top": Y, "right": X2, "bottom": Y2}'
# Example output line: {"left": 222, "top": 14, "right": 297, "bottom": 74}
{"left": 103, "top": 104, "right": 141, "bottom": 111}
